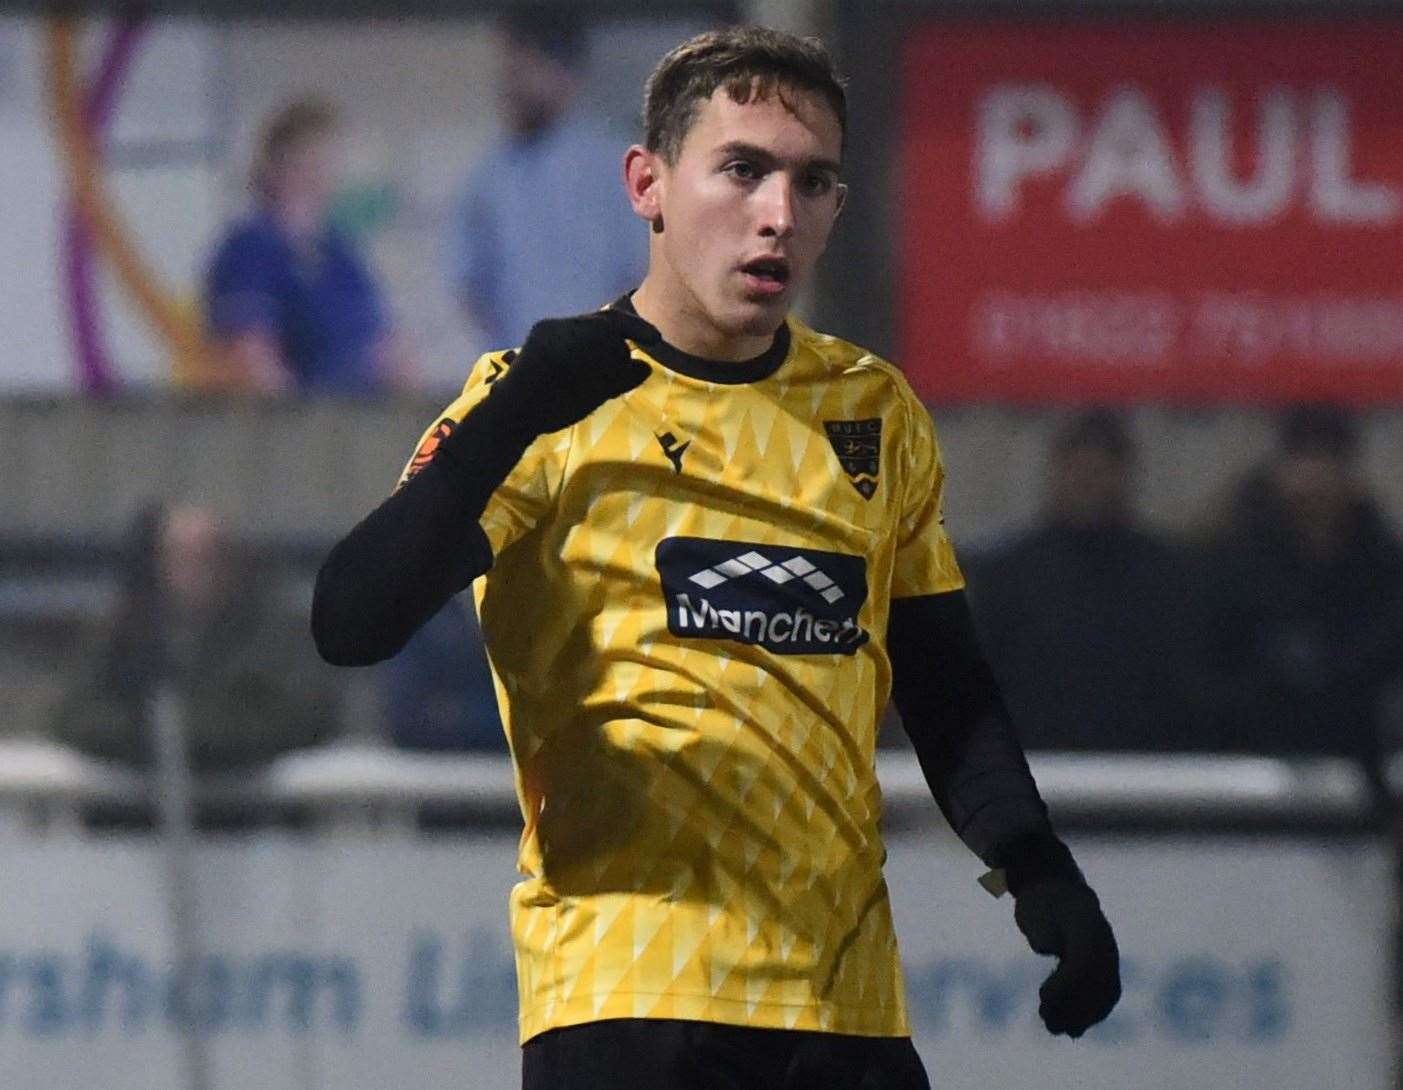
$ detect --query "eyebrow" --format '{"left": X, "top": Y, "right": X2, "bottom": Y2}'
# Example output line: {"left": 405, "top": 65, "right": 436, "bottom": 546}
{"left": 714, "top": 141, "right": 842, "bottom": 177}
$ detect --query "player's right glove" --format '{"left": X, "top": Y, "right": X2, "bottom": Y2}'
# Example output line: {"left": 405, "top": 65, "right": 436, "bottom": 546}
{"left": 487, "top": 307, "right": 660, "bottom": 440}
{"left": 994, "top": 831, "right": 1122, "bottom": 1038}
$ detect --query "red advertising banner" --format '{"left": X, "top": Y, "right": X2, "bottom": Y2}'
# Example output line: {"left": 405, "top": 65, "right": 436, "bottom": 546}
{"left": 899, "top": 20, "right": 1403, "bottom": 403}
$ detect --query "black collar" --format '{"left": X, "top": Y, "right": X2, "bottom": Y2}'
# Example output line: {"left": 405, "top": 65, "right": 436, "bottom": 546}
{"left": 612, "top": 294, "right": 790, "bottom": 385}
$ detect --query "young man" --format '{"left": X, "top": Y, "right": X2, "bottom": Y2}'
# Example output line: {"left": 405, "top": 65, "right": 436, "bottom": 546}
{"left": 313, "top": 27, "right": 1120, "bottom": 1090}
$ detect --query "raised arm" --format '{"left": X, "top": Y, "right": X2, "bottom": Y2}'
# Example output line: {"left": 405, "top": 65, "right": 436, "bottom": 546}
{"left": 312, "top": 308, "right": 658, "bottom": 666}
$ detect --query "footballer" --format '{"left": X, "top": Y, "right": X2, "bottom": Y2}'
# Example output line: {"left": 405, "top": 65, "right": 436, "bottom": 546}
{"left": 313, "top": 25, "right": 1120, "bottom": 1090}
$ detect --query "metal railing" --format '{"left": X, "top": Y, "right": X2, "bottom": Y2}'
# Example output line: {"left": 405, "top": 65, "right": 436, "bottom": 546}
{"left": 0, "top": 737, "right": 1375, "bottom": 831}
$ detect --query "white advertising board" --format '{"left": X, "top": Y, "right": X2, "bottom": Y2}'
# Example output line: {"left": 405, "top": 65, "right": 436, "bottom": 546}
{"left": 0, "top": 834, "right": 1389, "bottom": 1089}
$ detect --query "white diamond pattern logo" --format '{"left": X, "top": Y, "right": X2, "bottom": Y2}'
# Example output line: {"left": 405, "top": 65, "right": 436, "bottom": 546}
{"left": 688, "top": 551, "right": 846, "bottom": 602}
{"left": 660, "top": 536, "right": 870, "bottom": 656}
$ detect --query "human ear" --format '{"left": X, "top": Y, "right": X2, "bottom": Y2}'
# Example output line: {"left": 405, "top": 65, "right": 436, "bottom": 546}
{"left": 624, "top": 145, "right": 665, "bottom": 231}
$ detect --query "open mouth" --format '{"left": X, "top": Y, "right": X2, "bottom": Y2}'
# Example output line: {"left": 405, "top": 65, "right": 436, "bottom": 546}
{"left": 740, "top": 257, "right": 791, "bottom": 294}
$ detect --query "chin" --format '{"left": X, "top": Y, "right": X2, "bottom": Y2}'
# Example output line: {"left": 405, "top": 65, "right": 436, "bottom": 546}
{"left": 730, "top": 297, "right": 789, "bottom": 337}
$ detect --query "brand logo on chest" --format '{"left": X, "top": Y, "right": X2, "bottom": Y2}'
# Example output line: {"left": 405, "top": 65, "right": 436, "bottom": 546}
{"left": 655, "top": 431, "right": 690, "bottom": 473}
{"left": 656, "top": 537, "right": 870, "bottom": 656}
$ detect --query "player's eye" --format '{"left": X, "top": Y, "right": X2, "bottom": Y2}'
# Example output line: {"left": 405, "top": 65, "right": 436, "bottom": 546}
{"left": 723, "top": 160, "right": 761, "bottom": 182}
{"left": 799, "top": 170, "right": 836, "bottom": 198}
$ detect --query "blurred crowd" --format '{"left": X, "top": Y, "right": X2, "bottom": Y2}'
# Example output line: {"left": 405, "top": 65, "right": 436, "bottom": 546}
{"left": 30, "top": 401, "right": 1402, "bottom": 797}
{"left": 964, "top": 404, "right": 1403, "bottom": 782}
{"left": 201, "top": 10, "right": 642, "bottom": 396}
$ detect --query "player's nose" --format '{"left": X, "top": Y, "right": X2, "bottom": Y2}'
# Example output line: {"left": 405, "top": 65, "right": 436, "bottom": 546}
{"left": 756, "top": 173, "right": 796, "bottom": 239}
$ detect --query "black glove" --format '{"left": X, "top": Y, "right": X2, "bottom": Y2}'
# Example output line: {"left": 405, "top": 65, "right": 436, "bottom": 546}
{"left": 996, "top": 832, "right": 1121, "bottom": 1038}
{"left": 488, "top": 307, "right": 660, "bottom": 439}
{"left": 432, "top": 305, "right": 658, "bottom": 504}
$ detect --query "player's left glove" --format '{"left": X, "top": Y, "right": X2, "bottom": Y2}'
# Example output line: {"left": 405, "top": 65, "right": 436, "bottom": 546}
{"left": 994, "top": 831, "right": 1121, "bottom": 1038}
{"left": 487, "top": 307, "right": 659, "bottom": 439}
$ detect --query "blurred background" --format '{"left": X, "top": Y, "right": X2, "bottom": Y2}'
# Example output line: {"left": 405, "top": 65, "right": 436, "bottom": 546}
{"left": 1, "top": 1, "right": 1401, "bottom": 1087}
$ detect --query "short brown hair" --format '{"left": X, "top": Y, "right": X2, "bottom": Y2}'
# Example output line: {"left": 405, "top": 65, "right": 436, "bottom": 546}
{"left": 643, "top": 27, "right": 847, "bottom": 164}
{"left": 252, "top": 96, "right": 339, "bottom": 198}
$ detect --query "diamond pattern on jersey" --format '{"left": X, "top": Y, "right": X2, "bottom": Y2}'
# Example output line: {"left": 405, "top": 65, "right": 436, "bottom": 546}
{"left": 688, "top": 549, "right": 845, "bottom": 603}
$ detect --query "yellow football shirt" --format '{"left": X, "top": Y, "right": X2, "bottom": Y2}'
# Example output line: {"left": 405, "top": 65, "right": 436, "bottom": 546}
{"left": 402, "top": 313, "right": 964, "bottom": 1043}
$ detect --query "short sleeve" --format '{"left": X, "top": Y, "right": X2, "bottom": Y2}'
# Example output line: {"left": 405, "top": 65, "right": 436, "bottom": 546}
{"left": 205, "top": 227, "right": 282, "bottom": 337}
{"left": 891, "top": 399, "right": 966, "bottom": 598}
{"left": 397, "top": 351, "right": 568, "bottom": 559}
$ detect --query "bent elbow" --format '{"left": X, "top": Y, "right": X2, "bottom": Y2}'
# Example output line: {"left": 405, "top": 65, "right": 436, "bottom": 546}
{"left": 311, "top": 603, "right": 379, "bottom": 667}
{"left": 311, "top": 565, "right": 396, "bottom": 667}
{"left": 312, "top": 619, "right": 384, "bottom": 667}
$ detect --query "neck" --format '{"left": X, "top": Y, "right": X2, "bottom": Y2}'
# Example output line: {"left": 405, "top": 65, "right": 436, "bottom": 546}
{"left": 631, "top": 278, "right": 778, "bottom": 362}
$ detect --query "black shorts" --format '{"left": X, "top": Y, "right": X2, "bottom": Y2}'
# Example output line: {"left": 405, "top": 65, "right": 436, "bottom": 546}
{"left": 522, "top": 1018, "right": 931, "bottom": 1090}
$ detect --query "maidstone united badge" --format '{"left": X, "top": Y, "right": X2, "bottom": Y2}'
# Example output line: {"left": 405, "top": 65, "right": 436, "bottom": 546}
{"left": 824, "top": 418, "right": 882, "bottom": 500}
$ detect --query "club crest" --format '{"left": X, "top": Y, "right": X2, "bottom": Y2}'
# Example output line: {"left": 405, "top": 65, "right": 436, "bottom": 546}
{"left": 823, "top": 418, "right": 882, "bottom": 500}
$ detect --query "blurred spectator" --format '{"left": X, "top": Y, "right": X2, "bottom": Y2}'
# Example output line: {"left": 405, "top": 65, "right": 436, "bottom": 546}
{"left": 383, "top": 599, "right": 505, "bottom": 752}
{"left": 447, "top": 9, "right": 647, "bottom": 350}
{"left": 204, "top": 97, "right": 409, "bottom": 394}
{"left": 966, "top": 410, "right": 1209, "bottom": 751}
{"left": 49, "top": 504, "right": 339, "bottom": 773}
{"left": 1205, "top": 405, "right": 1403, "bottom": 765}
